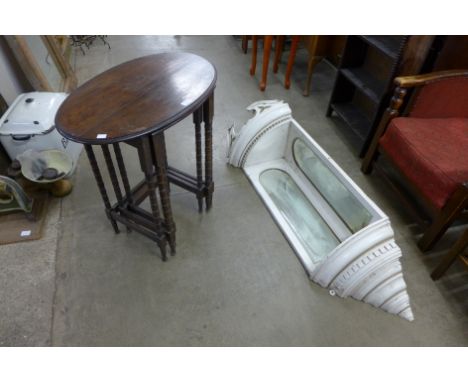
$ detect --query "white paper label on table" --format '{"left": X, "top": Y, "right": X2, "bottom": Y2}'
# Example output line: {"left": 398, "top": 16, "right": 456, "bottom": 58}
{"left": 20, "top": 230, "right": 31, "bottom": 237}
{"left": 96, "top": 134, "right": 107, "bottom": 139}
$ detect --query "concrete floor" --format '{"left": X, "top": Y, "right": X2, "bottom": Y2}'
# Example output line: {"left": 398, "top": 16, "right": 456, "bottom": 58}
{"left": 1, "top": 36, "right": 467, "bottom": 346}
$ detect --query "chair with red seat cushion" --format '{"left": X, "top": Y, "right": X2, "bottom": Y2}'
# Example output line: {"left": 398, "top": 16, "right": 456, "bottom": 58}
{"left": 362, "top": 70, "right": 468, "bottom": 252}
{"left": 380, "top": 117, "right": 468, "bottom": 210}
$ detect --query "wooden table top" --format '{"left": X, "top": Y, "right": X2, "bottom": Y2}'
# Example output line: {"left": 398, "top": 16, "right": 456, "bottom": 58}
{"left": 55, "top": 52, "right": 217, "bottom": 144}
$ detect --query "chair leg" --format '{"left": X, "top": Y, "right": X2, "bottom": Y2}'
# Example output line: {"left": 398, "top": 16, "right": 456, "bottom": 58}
{"left": 431, "top": 229, "right": 468, "bottom": 280}
{"left": 418, "top": 184, "right": 468, "bottom": 252}
{"left": 361, "top": 120, "right": 388, "bottom": 175}
{"left": 361, "top": 149, "right": 377, "bottom": 174}
{"left": 273, "top": 35, "right": 285, "bottom": 73}
{"left": 250, "top": 36, "right": 258, "bottom": 76}
{"left": 242, "top": 35, "right": 249, "bottom": 54}
{"left": 259, "top": 35, "right": 273, "bottom": 91}
{"left": 284, "top": 36, "right": 299, "bottom": 89}
{"left": 303, "top": 56, "right": 322, "bottom": 96}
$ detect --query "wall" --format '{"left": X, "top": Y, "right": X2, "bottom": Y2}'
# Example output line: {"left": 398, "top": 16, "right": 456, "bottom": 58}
{"left": 0, "top": 36, "right": 32, "bottom": 105}
{"left": 0, "top": 36, "right": 33, "bottom": 168}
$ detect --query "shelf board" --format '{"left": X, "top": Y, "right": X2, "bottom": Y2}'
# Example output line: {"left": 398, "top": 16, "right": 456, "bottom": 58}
{"left": 360, "top": 36, "right": 405, "bottom": 60}
{"left": 341, "top": 68, "right": 385, "bottom": 103}
{"left": 330, "top": 102, "right": 371, "bottom": 142}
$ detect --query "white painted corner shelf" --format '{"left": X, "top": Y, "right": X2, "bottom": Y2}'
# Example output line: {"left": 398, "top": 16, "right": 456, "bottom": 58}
{"left": 227, "top": 100, "right": 414, "bottom": 321}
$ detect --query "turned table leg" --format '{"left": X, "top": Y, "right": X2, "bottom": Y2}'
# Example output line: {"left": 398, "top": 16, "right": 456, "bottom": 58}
{"left": 102, "top": 144, "right": 124, "bottom": 205}
{"left": 84, "top": 144, "right": 119, "bottom": 234}
{"left": 152, "top": 133, "right": 176, "bottom": 255}
{"left": 203, "top": 93, "right": 214, "bottom": 210}
{"left": 113, "top": 143, "right": 134, "bottom": 205}
{"left": 193, "top": 107, "right": 204, "bottom": 212}
{"left": 113, "top": 144, "right": 133, "bottom": 232}
{"left": 102, "top": 144, "right": 129, "bottom": 233}
{"left": 139, "top": 136, "right": 167, "bottom": 260}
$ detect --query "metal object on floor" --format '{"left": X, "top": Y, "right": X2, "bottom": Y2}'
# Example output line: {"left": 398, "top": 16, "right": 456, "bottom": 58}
{"left": 227, "top": 100, "right": 414, "bottom": 321}
{"left": 55, "top": 53, "right": 216, "bottom": 260}
{"left": 0, "top": 175, "right": 33, "bottom": 215}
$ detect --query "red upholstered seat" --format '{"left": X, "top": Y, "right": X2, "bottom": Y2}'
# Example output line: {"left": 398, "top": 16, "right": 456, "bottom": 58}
{"left": 379, "top": 117, "right": 468, "bottom": 210}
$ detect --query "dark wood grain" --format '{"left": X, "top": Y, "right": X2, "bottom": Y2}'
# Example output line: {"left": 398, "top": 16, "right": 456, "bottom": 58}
{"left": 203, "top": 94, "right": 214, "bottom": 209}
{"left": 55, "top": 52, "right": 217, "bottom": 144}
{"left": 152, "top": 133, "right": 176, "bottom": 254}
{"left": 193, "top": 108, "right": 204, "bottom": 212}
{"left": 139, "top": 136, "right": 166, "bottom": 260}
{"left": 60, "top": 53, "right": 216, "bottom": 259}
{"left": 102, "top": 144, "right": 124, "bottom": 205}
{"left": 84, "top": 145, "right": 119, "bottom": 233}
{"left": 113, "top": 143, "right": 133, "bottom": 205}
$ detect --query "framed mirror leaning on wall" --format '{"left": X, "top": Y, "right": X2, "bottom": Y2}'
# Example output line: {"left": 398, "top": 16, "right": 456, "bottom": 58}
{"left": 4, "top": 36, "right": 77, "bottom": 92}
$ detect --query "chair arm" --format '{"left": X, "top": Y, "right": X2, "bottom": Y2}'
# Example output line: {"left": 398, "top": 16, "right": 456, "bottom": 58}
{"left": 362, "top": 70, "right": 468, "bottom": 173}
{"left": 361, "top": 86, "right": 408, "bottom": 173}
{"left": 394, "top": 69, "right": 468, "bottom": 89}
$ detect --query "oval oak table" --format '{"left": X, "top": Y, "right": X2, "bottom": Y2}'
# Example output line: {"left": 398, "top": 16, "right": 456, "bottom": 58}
{"left": 55, "top": 52, "right": 217, "bottom": 260}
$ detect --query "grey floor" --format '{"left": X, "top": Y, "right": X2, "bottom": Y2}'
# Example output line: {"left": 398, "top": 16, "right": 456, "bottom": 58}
{"left": 1, "top": 36, "right": 467, "bottom": 346}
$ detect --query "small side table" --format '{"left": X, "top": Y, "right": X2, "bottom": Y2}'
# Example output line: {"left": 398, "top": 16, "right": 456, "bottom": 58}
{"left": 55, "top": 53, "right": 217, "bottom": 260}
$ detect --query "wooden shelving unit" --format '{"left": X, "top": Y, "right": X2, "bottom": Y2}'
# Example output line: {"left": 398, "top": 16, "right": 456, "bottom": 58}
{"left": 360, "top": 36, "right": 404, "bottom": 60}
{"left": 330, "top": 102, "right": 370, "bottom": 141}
{"left": 326, "top": 35, "right": 408, "bottom": 156}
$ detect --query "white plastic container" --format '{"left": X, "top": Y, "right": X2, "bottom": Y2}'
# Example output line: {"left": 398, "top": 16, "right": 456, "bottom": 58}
{"left": 0, "top": 92, "right": 83, "bottom": 172}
